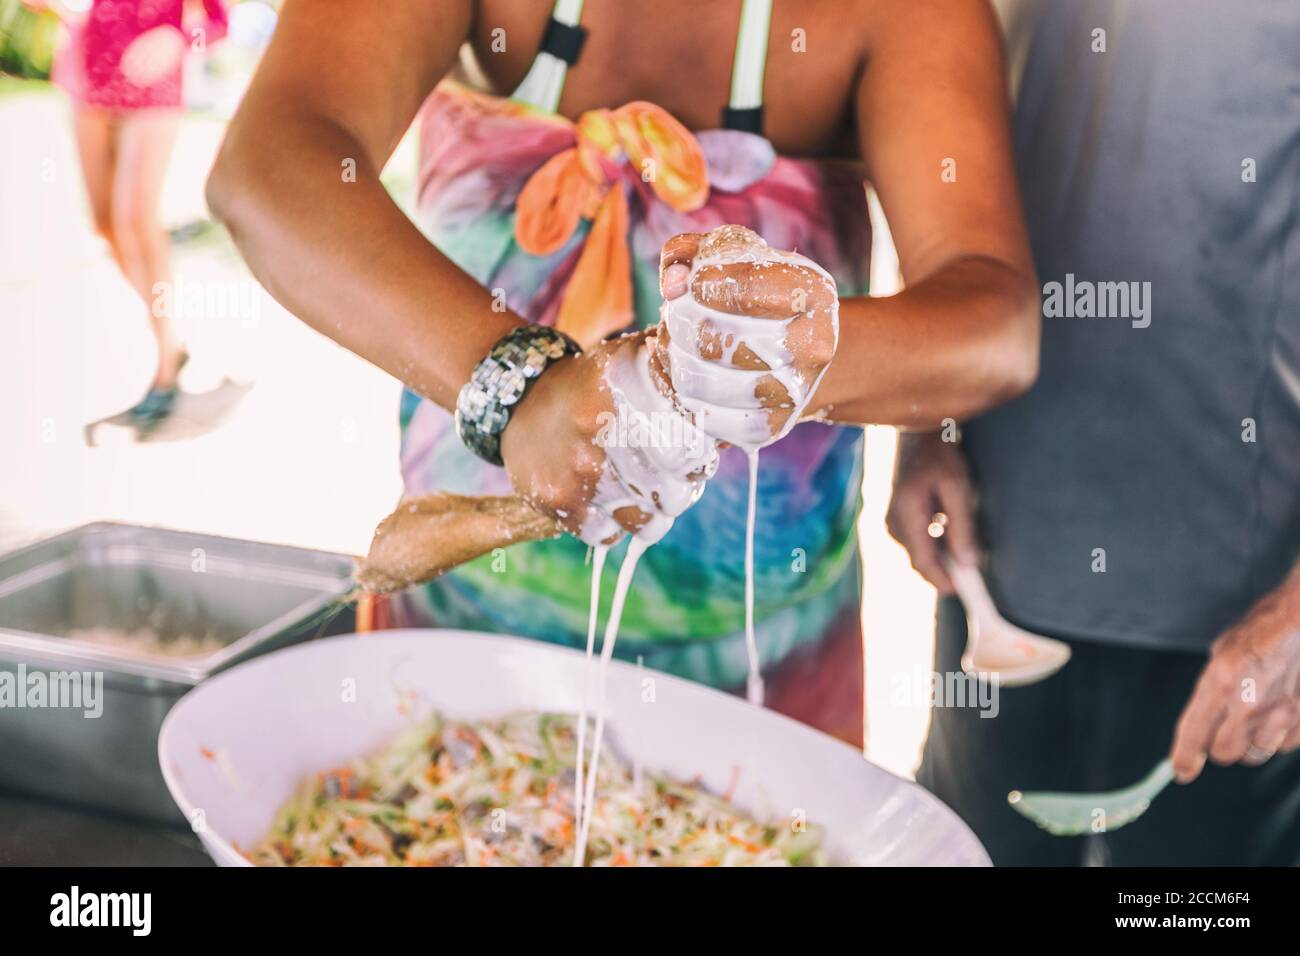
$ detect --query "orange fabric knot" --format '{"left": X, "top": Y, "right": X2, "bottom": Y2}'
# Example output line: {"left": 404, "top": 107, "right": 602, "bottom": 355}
{"left": 514, "top": 102, "right": 709, "bottom": 347}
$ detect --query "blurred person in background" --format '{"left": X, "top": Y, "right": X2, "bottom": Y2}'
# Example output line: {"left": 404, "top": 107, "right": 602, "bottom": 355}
{"left": 27, "top": 0, "right": 228, "bottom": 427}
{"left": 889, "top": 0, "right": 1300, "bottom": 865}
{"left": 206, "top": 0, "right": 1041, "bottom": 748}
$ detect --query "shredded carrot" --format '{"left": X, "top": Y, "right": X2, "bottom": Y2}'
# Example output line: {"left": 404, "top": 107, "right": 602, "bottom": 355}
{"left": 728, "top": 833, "right": 763, "bottom": 854}
{"left": 243, "top": 712, "right": 824, "bottom": 866}
{"left": 355, "top": 593, "right": 375, "bottom": 633}
{"left": 723, "top": 764, "right": 742, "bottom": 803}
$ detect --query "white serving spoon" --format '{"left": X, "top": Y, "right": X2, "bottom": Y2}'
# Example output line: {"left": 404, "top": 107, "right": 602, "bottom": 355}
{"left": 942, "top": 558, "right": 1073, "bottom": 688}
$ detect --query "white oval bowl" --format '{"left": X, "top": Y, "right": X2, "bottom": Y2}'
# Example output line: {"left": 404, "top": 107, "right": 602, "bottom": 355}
{"left": 159, "top": 630, "right": 989, "bottom": 866}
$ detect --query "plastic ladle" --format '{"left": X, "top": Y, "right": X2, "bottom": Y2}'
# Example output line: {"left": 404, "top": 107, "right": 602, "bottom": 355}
{"left": 1008, "top": 758, "right": 1175, "bottom": 835}
{"left": 943, "top": 558, "right": 1073, "bottom": 688}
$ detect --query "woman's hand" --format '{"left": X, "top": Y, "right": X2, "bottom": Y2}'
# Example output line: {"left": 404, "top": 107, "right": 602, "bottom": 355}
{"left": 656, "top": 227, "right": 839, "bottom": 448}
{"left": 206, "top": 0, "right": 503, "bottom": 415}
{"left": 885, "top": 430, "right": 980, "bottom": 593}
{"left": 500, "top": 330, "right": 717, "bottom": 547}
{"left": 499, "top": 345, "right": 622, "bottom": 546}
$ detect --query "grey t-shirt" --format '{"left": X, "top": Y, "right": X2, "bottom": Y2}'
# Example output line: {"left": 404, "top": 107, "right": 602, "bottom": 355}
{"left": 965, "top": 0, "right": 1300, "bottom": 651}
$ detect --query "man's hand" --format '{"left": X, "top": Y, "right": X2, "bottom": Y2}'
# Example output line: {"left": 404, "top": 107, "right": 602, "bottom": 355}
{"left": 1171, "top": 576, "right": 1300, "bottom": 782}
{"left": 885, "top": 430, "right": 980, "bottom": 593}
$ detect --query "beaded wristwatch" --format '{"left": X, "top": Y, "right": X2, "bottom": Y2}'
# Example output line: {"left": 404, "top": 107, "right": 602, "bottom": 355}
{"left": 454, "top": 325, "right": 582, "bottom": 466}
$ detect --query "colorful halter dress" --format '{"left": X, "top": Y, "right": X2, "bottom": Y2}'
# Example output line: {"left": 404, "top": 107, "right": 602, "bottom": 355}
{"left": 394, "top": 0, "right": 871, "bottom": 745}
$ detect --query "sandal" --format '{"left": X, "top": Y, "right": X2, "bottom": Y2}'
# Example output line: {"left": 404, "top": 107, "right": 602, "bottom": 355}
{"left": 128, "top": 350, "right": 189, "bottom": 428}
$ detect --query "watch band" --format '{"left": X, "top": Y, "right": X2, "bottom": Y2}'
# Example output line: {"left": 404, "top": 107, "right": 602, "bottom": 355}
{"left": 455, "top": 325, "right": 582, "bottom": 466}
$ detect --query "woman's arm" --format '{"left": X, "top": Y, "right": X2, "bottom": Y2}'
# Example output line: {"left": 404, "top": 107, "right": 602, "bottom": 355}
{"left": 207, "top": 0, "right": 670, "bottom": 540}
{"left": 813, "top": 0, "right": 1039, "bottom": 427}
{"left": 205, "top": 0, "right": 517, "bottom": 409}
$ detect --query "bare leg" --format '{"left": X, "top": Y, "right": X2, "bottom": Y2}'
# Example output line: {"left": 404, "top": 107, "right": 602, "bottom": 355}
{"left": 112, "top": 109, "right": 183, "bottom": 389}
{"left": 70, "top": 107, "right": 123, "bottom": 272}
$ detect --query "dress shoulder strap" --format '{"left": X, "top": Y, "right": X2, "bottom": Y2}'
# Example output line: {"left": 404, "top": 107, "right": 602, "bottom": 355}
{"left": 723, "top": 0, "right": 773, "bottom": 133}
{"left": 512, "top": 0, "right": 774, "bottom": 135}
{"left": 511, "top": 0, "right": 587, "bottom": 113}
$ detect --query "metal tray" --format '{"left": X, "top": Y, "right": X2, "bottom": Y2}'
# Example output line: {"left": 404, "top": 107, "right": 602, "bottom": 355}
{"left": 0, "top": 522, "right": 358, "bottom": 822}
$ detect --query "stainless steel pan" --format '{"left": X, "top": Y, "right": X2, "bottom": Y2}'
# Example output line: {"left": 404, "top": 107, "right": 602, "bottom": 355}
{"left": 0, "top": 522, "right": 355, "bottom": 822}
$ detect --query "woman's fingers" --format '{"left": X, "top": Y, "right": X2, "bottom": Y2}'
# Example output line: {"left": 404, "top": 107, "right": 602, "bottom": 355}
{"left": 662, "top": 264, "right": 691, "bottom": 299}
{"left": 586, "top": 332, "right": 719, "bottom": 543}
{"left": 659, "top": 233, "right": 704, "bottom": 299}
{"left": 571, "top": 501, "right": 625, "bottom": 547}
{"left": 692, "top": 261, "right": 836, "bottom": 319}
{"left": 661, "top": 231, "right": 836, "bottom": 321}
{"left": 696, "top": 223, "right": 767, "bottom": 260}
{"left": 657, "top": 230, "right": 838, "bottom": 446}
{"left": 783, "top": 311, "right": 839, "bottom": 375}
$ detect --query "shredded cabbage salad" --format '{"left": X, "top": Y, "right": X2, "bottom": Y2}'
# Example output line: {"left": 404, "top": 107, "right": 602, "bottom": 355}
{"left": 250, "top": 711, "right": 826, "bottom": 867}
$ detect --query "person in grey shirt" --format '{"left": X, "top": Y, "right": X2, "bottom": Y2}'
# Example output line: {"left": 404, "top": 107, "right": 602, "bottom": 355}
{"left": 888, "top": 0, "right": 1300, "bottom": 865}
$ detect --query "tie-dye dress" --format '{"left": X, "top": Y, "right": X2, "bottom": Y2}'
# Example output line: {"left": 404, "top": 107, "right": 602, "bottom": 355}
{"left": 394, "top": 63, "right": 871, "bottom": 744}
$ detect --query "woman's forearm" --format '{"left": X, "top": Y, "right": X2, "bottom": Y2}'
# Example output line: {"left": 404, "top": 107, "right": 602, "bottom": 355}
{"left": 206, "top": 110, "right": 518, "bottom": 409}
{"left": 208, "top": 112, "right": 1037, "bottom": 427}
{"left": 828, "top": 0, "right": 1040, "bottom": 429}
{"left": 812, "top": 254, "right": 1039, "bottom": 428}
